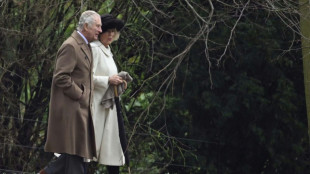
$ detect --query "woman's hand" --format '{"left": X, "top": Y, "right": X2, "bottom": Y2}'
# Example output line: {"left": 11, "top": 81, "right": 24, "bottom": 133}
{"left": 108, "top": 75, "right": 123, "bottom": 85}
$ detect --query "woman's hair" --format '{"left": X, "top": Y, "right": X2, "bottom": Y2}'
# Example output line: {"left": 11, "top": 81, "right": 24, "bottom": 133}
{"left": 113, "top": 30, "right": 120, "bottom": 41}
{"left": 77, "top": 10, "right": 100, "bottom": 31}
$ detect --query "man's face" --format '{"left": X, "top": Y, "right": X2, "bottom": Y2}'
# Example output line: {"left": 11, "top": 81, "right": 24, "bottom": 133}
{"left": 84, "top": 15, "right": 102, "bottom": 42}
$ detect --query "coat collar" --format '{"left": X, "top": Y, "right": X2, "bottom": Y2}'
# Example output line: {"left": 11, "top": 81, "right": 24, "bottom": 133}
{"left": 100, "top": 44, "right": 112, "bottom": 57}
{"left": 77, "top": 30, "right": 89, "bottom": 44}
{"left": 92, "top": 40, "right": 112, "bottom": 58}
{"left": 71, "top": 30, "right": 92, "bottom": 64}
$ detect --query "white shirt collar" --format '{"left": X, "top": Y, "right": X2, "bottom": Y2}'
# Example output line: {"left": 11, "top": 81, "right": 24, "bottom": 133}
{"left": 77, "top": 30, "right": 88, "bottom": 44}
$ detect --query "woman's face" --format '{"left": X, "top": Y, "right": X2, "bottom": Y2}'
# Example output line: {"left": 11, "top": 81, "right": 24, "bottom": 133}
{"left": 100, "top": 28, "right": 116, "bottom": 47}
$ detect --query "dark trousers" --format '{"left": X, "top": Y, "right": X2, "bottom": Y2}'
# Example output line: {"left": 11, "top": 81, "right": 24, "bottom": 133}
{"left": 43, "top": 154, "right": 87, "bottom": 174}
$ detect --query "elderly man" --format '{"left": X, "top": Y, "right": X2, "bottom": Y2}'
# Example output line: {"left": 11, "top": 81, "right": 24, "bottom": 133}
{"left": 39, "top": 10, "right": 102, "bottom": 174}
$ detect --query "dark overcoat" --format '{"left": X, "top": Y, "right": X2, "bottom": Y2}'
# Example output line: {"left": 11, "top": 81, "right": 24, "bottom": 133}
{"left": 44, "top": 30, "right": 96, "bottom": 159}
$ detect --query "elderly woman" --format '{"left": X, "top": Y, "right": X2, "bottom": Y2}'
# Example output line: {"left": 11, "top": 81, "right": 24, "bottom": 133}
{"left": 90, "top": 14, "right": 129, "bottom": 174}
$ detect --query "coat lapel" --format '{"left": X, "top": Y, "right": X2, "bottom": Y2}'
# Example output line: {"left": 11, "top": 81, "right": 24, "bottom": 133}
{"left": 71, "top": 31, "right": 92, "bottom": 67}
{"left": 99, "top": 44, "right": 111, "bottom": 58}
{"left": 81, "top": 44, "right": 92, "bottom": 65}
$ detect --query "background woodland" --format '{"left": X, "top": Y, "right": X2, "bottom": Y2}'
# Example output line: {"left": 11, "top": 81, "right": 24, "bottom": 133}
{"left": 1, "top": 0, "right": 310, "bottom": 173}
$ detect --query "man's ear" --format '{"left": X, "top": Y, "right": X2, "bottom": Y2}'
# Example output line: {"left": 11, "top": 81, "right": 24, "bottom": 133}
{"left": 83, "top": 23, "right": 89, "bottom": 31}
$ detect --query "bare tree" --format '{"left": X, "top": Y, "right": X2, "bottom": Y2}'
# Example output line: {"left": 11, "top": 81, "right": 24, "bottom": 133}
{"left": 0, "top": 0, "right": 306, "bottom": 173}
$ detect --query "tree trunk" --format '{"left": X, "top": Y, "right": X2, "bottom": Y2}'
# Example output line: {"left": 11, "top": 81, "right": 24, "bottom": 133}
{"left": 299, "top": 0, "right": 310, "bottom": 144}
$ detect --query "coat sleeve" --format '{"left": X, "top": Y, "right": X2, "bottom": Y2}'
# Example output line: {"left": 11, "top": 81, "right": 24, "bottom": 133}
{"left": 53, "top": 43, "right": 83, "bottom": 100}
{"left": 92, "top": 46, "right": 109, "bottom": 89}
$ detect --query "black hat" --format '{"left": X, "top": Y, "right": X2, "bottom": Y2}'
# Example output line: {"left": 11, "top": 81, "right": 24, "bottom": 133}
{"left": 101, "top": 14, "right": 124, "bottom": 33}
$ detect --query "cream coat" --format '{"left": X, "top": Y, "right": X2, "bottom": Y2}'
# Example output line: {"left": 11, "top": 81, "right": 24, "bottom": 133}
{"left": 44, "top": 31, "right": 96, "bottom": 159}
{"left": 90, "top": 40, "right": 125, "bottom": 165}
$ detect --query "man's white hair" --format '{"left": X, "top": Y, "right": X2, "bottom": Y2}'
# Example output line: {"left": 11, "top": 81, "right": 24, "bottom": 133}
{"left": 77, "top": 10, "right": 100, "bottom": 31}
